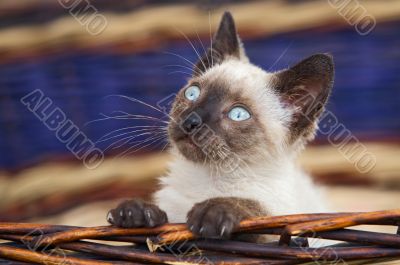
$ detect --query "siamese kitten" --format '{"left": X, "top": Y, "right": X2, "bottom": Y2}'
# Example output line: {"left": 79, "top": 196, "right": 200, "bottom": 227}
{"left": 107, "top": 12, "right": 334, "bottom": 241}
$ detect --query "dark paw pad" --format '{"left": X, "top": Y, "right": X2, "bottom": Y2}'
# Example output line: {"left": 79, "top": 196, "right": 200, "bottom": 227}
{"left": 107, "top": 199, "right": 168, "bottom": 228}
{"left": 187, "top": 200, "right": 241, "bottom": 239}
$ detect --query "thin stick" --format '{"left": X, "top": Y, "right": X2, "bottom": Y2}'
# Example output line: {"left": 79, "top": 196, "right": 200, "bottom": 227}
{"left": 0, "top": 245, "right": 138, "bottom": 265}
{"left": 249, "top": 228, "right": 400, "bottom": 248}
{"left": 0, "top": 223, "right": 75, "bottom": 235}
{"left": 33, "top": 224, "right": 187, "bottom": 247}
{"left": 239, "top": 212, "right": 359, "bottom": 231}
{"left": 156, "top": 212, "right": 360, "bottom": 245}
{"left": 303, "top": 229, "right": 400, "bottom": 247}
{"left": 1, "top": 234, "right": 288, "bottom": 265}
{"left": 61, "top": 241, "right": 282, "bottom": 265}
{"left": 0, "top": 233, "right": 151, "bottom": 246}
{"left": 285, "top": 209, "right": 400, "bottom": 236}
{"left": 0, "top": 223, "right": 162, "bottom": 245}
{"left": 191, "top": 239, "right": 400, "bottom": 261}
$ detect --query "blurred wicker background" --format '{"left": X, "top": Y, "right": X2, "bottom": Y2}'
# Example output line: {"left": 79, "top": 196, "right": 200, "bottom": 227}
{"left": 0, "top": 0, "right": 399, "bottom": 230}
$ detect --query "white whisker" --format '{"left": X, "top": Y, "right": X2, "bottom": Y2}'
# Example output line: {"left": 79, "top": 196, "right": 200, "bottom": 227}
{"left": 117, "top": 133, "right": 166, "bottom": 158}
{"left": 174, "top": 27, "right": 207, "bottom": 74}
{"left": 99, "top": 125, "right": 166, "bottom": 142}
{"left": 160, "top": 142, "right": 170, "bottom": 152}
{"left": 268, "top": 42, "right": 292, "bottom": 71}
{"left": 108, "top": 131, "right": 165, "bottom": 151}
{"left": 208, "top": 11, "right": 214, "bottom": 67}
{"left": 103, "top": 95, "right": 166, "bottom": 116}
{"left": 195, "top": 30, "right": 210, "bottom": 67}
{"left": 104, "top": 131, "right": 160, "bottom": 151}
{"left": 98, "top": 127, "right": 166, "bottom": 144}
{"left": 121, "top": 136, "right": 166, "bottom": 158}
{"left": 110, "top": 111, "right": 169, "bottom": 124}
{"left": 162, "top": 64, "right": 201, "bottom": 76}
{"left": 168, "top": 70, "right": 193, "bottom": 77}
{"left": 85, "top": 113, "right": 166, "bottom": 126}
{"left": 163, "top": 51, "right": 197, "bottom": 69}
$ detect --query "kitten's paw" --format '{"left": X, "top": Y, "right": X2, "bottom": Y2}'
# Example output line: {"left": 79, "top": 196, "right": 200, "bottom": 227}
{"left": 107, "top": 199, "right": 168, "bottom": 228}
{"left": 187, "top": 200, "right": 241, "bottom": 239}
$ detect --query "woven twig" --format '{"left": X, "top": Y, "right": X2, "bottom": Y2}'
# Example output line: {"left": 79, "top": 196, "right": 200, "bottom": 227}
{"left": 0, "top": 210, "right": 399, "bottom": 265}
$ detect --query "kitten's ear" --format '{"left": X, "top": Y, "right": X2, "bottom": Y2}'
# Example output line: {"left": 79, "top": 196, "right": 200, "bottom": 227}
{"left": 274, "top": 54, "right": 334, "bottom": 141}
{"left": 194, "top": 11, "right": 246, "bottom": 75}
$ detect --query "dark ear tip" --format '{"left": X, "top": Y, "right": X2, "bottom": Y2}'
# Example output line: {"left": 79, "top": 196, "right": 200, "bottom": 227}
{"left": 307, "top": 53, "right": 335, "bottom": 73}
{"left": 311, "top": 53, "right": 334, "bottom": 65}
{"left": 215, "top": 10, "right": 237, "bottom": 42}
{"left": 220, "top": 11, "right": 235, "bottom": 28}
{"left": 222, "top": 11, "right": 234, "bottom": 21}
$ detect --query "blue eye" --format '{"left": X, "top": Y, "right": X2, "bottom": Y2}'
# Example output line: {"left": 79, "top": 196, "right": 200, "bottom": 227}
{"left": 184, "top": 85, "right": 200, "bottom": 101}
{"left": 228, "top": 106, "right": 251, "bottom": 121}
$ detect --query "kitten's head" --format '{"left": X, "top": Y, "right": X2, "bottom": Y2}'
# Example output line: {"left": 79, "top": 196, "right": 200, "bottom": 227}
{"left": 168, "top": 12, "right": 334, "bottom": 167}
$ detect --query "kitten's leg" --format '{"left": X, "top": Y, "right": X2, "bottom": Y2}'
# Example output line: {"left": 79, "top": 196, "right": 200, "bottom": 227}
{"left": 187, "top": 197, "right": 267, "bottom": 241}
{"left": 107, "top": 198, "right": 168, "bottom": 228}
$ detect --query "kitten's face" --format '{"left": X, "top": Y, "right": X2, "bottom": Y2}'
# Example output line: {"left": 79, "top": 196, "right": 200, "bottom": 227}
{"left": 169, "top": 61, "right": 285, "bottom": 164}
{"left": 168, "top": 12, "right": 334, "bottom": 166}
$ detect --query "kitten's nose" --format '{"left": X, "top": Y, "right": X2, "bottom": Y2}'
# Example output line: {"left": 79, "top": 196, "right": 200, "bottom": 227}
{"left": 182, "top": 112, "right": 202, "bottom": 133}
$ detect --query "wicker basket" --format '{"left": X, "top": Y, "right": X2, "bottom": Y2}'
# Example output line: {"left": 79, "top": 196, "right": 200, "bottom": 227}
{"left": 0, "top": 210, "right": 399, "bottom": 264}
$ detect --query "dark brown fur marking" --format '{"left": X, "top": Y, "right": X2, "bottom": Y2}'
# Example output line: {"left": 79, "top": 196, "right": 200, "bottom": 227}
{"left": 273, "top": 54, "right": 334, "bottom": 142}
{"left": 187, "top": 197, "right": 267, "bottom": 240}
{"left": 194, "top": 11, "right": 241, "bottom": 75}
{"left": 168, "top": 78, "right": 265, "bottom": 163}
{"left": 107, "top": 199, "right": 168, "bottom": 228}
